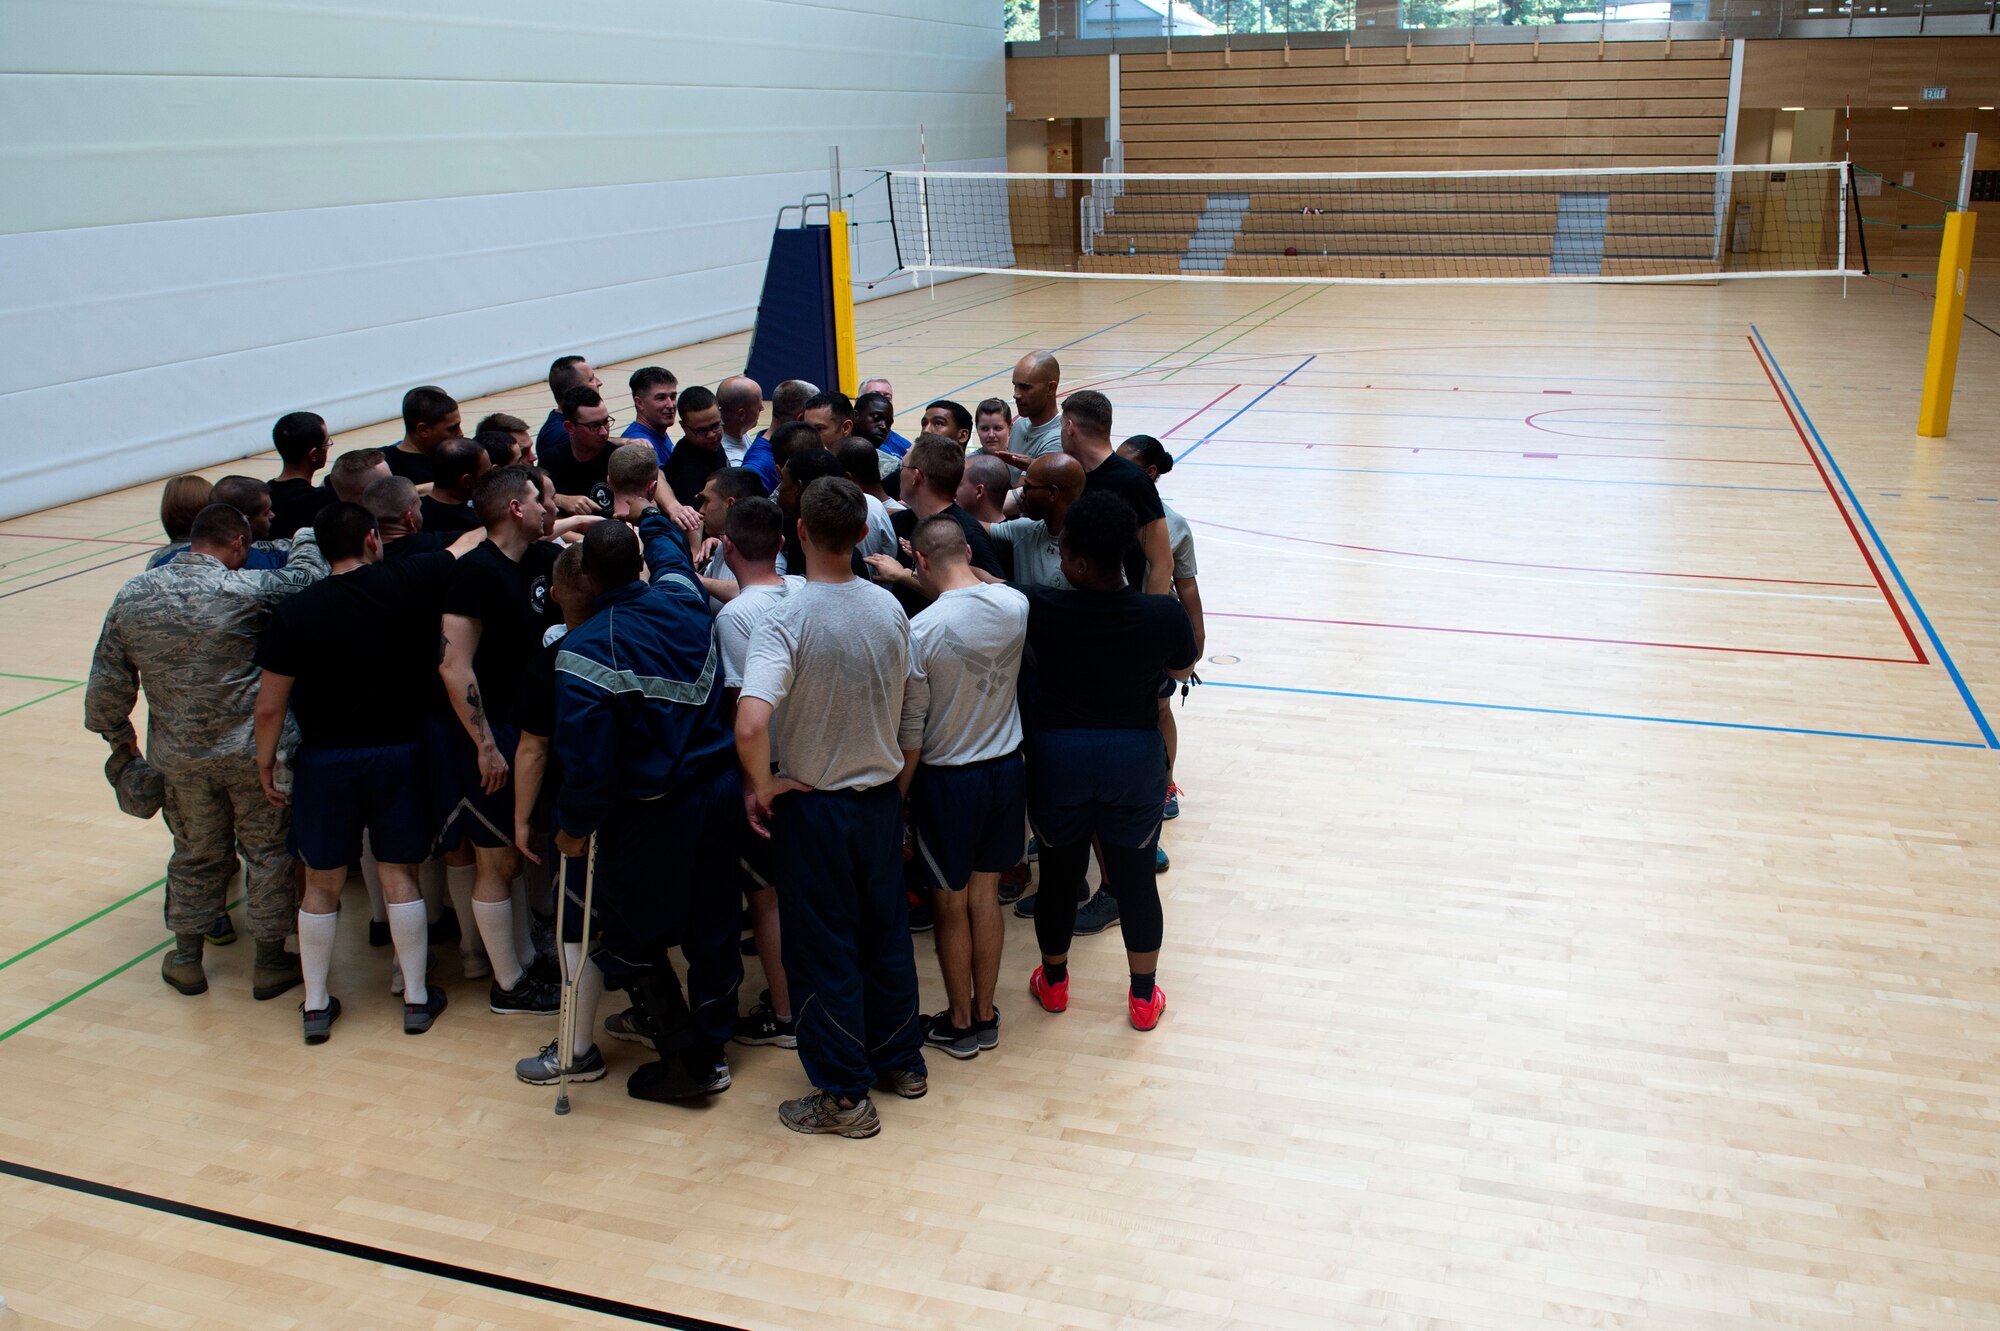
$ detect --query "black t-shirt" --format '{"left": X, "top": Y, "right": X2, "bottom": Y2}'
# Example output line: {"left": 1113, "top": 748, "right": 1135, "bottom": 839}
{"left": 255, "top": 553, "right": 458, "bottom": 748}
{"left": 1083, "top": 453, "right": 1166, "bottom": 590}
{"left": 888, "top": 502, "right": 1006, "bottom": 615}
{"left": 268, "top": 478, "right": 330, "bottom": 541}
{"left": 441, "top": 539, "right": 563, "bottom": 719}
{"left": 382, "top": 444, "right": 433, "bottom": 485}
{"left": 542, "top": 439, "right": 614, "bottom": 509}
{"left": 383, "top": 530, "right": 454, "bottom": 560}
{"left": 513, "top": 638, "right": 562, "bottom": 739}
{"left": 1019, "top": 586, "right": 1197, "bottom": 732}
{"left": 420, "top": 494, "right": 480, "bottom": 536}
{"left": 663, "top": 438, "right": 725, "bottom": 508}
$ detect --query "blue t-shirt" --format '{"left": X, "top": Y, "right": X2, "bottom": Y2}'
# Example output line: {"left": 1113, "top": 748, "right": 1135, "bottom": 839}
{"left": 880, "top": 429, "right": 914, "bottom": 460}
{"left": 741, "top": 433, "right": 781, "bottom": 493}
{"left": 534, "top": 408, "right": 567, "bottom": 464}
{"left": 621, "top": 420, "right": 673, "bottom": 466}
{"left": 150, "top": 544, "right": 289, "bottom": 570}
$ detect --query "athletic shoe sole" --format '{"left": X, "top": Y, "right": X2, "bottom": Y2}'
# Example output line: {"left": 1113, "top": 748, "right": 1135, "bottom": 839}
{"left": 733, "top": 1032, "right": 799, "bottom": 1048}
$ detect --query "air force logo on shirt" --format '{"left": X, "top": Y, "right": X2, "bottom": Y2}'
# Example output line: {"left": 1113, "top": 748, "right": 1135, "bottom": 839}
{"left": 530, "top": 575, "right": 552, "bottom": 616}
{"left": 590, "top": 480, "right": 614, "bottom": 512}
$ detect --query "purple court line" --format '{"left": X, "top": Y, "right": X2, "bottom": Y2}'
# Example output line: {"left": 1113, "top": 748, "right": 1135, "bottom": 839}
{"left": 1162, "top": 436, "right": 1811, "bottom": 468}
{"left": 1201, "top": 680, "right": 1986, "bottom": 750}
{"left": 1185, "top": 517, "right": 1872, "bottom": 588}
{"left": 1174, "top": 356, "right": 1318, "bottom": 464}
{"left": 1208, "top": 609, "right": 1919, "bottom": 665}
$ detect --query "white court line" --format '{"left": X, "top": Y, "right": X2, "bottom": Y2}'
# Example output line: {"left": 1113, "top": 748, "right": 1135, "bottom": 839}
{"left": 1191, "top": 532, "right": 1876, "bottom": 603}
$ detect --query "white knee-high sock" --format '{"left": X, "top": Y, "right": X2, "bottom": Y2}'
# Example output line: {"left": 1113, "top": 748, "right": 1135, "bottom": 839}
{"left": 446, "top": 864, "right": 479, "bottom": 949}
{"left": 509, "top": 875, "right": 535, "bottom": 963}
{"left": 419, "top": 858, "right": 447, "bottom": 923}
{"left": 387, "top": 899, "right": 429, "bottom": 1005}
{"left": 472, "top": 898, "right": 523, "bottom": 990}
{"left": 298, "top": 909, "right": 339, "bottom": 1012}
{"left": 359, "top": 843, "right": 387, "bottom": 924}
{"left": 564, "top": 942, "right": 604, "bottom": 1056}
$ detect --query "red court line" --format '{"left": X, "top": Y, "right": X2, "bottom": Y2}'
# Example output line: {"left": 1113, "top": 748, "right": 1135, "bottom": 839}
{"left": 1160, "top": 386, "right": 1239, "bottom": 440}
{"left": 0, "top": 532, "right": 159, "bottom": 547}
{"left": 1187, "top": 517, "right": 1873, "bottom": 588}
{"left": 1746, "top": 336, "right": 1928, "bottom": 665}
{"left": 1209, "top": 610, "right": 1921, "bottom": 664}
{"left": 1189, "top": 437, "right": 1811, "bottom": 468}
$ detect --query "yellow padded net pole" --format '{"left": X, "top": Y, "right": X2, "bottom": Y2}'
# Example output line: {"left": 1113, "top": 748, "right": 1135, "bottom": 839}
{"left": 828, "top": 210, "right": 859, "bottom": 398}
{"left": 1917, "top": 210, "right": 1977, "bottom": 438}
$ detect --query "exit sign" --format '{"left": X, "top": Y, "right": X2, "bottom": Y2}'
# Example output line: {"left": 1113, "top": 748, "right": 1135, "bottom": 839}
{"left": 1921, "top": 86, "right": 1948, "bottom": 101}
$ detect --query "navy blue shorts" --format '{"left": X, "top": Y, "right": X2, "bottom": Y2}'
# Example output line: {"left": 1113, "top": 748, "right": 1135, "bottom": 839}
{"left": 425, "top": 711, "right": 520, "bottom": 852}
{"left": 291, "top": 742, "right": 430, "bottom": 870}
{"left": 1024, "top": 727, "right": 1167, "bottom": 851}
{"left": 910, "top": 752, "right": 1027, "bottom": 892}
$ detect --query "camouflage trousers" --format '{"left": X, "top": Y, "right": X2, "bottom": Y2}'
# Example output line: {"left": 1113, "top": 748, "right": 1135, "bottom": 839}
{"left": 160, "top": 756, "right": 295, "bottom": 943}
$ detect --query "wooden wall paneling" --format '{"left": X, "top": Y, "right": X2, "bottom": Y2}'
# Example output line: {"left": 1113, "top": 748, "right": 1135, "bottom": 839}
{"left": 1006, "top": 54, "right": 1110, "bottom": 121}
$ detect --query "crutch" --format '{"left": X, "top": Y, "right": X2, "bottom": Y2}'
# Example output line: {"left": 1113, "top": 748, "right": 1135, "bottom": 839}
{"left": 554, "top": 832, "right": 597, "bottom": 1116}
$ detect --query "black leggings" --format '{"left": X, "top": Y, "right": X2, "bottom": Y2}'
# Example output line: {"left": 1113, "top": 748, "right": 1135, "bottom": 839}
{"left": 1034, "top": 839, "right": 1163, "bottom": 957}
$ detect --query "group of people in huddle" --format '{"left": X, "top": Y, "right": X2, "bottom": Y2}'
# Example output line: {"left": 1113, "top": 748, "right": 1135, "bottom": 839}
{"left": 85, "top": 348, "right": 1206, "bottom": 1137}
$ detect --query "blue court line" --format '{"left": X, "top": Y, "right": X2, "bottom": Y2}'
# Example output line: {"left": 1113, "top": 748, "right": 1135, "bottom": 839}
{"left": 1749, "top": 325, "right": 1998, "bottom": 749}
{"left": 936, "top": 314, "right": 1147, "bottom": 399}
{"left": 1175, "top": 355, "right": 1318, "bottom": 463}
{"left": 1177, "top": 460, "right": 1823, "bottom": 495}
{"left": 1204, "top": 680, "right": 1988, "bottom": 750}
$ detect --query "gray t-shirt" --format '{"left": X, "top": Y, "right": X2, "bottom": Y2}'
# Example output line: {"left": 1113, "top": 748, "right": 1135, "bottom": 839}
{"left": 740, "top": 578, "right": 920, "bottom": 791}
{"left": 715, "top": 576, "right": 805, "bottom": 689}
{"left": 1163, "top": 503, "right": 1197, "bottom": 580}
{"left": 989, "top": 516, "right": 1070, "bottom": 590}
{"left": 904, "top": 583, "right": 1029, "bottom": 767}
{"left": 1009, "top": 414, "right": 1063, "bottom": 460}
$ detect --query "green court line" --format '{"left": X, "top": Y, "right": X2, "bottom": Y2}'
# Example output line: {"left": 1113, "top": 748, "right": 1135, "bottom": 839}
{"left": 0, "top": 518, "right": 162, "bottom": 572}
{"left": 0, "top": 682, "right": 82, "bottom": 717}
{"left": 1168, "top": 285, "right": 1328, "bottom": 380}
{"left": 0, "top": 878, "right": 165, "bottom": 974}
{"left": 925, "top": 332, "right": 1035, "bottom": 374}
{"left": 0, "top": 895, "right": 241, "bottom": 1045}
{"left": 0, "top": 543, "right": 142, "bottom": 587}
{"left": 0, "top": 670, "right": 81, "bottom": 685}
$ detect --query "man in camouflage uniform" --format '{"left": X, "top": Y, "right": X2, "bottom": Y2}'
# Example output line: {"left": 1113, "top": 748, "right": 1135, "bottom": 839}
{"left": 86, "top": 502, "right": 329, "bottom": 998}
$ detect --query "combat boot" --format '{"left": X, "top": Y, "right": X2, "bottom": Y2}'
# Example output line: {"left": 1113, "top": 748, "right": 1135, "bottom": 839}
{"left": 160, "top": 934, "right": 207, "bottom": 995}
{"left": 251, "top": 938, "right": 302, "bottom": 1001}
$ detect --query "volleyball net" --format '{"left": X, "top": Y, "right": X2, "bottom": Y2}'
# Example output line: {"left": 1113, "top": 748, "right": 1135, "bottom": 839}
{"left": 885, "top": 162, "right": 1864, "bottom": 285}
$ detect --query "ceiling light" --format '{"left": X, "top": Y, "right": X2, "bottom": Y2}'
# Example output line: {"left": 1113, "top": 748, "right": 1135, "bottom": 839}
{"left": 1781, "top": 106, "right": 1805, "bottom": 112}
{"left": 1892, "top": 105, "right": 1909, "bottom": 110}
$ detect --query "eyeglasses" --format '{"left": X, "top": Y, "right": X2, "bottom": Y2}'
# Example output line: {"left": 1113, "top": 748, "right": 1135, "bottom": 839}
{"left": 574, "top": 417, "right": 614, "bottom": 432}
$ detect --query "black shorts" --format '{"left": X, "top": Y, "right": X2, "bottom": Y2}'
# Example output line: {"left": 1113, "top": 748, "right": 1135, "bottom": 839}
{"left": 426, "top": 711, "right": 519, "bottom": 852}
{"left": 290, "top": 742, "right": 430, "bottom": 870}
{"left": 1024, "top": 727, "right": 1167, "bottom": 851}
{"left": 909, "top": 752, "right": 1027, "bottom": 892}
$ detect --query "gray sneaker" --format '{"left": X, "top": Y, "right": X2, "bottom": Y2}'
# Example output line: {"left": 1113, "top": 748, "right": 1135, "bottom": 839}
{"left": 515, "top": 1038, "right": 607, "bottom": 1086}
{"left": 878, "top": 1066, "right": 929, "bottom": 1099}
{"left": 300, "top": 996, "right": 342, "bottom": 1045}
{"left": 779, "top": 1090, "right": 881, "bottom": 1138}
{"left": 603, "top": 1006, "right": 655, "bottom": 1048}
{"left": 402, "top": 985, "right": 448, "bottom": 1035}
{"left": 972, "top": 1008, "right": 1000, "bottom": 1052}
{"left": 1073, "top": 889, "right": 1122, "bottom": 937}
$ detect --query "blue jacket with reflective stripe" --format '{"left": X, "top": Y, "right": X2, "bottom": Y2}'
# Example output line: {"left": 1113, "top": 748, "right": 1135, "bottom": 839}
{"left": 552, "top": 514, "right": 733, "bottom": 836}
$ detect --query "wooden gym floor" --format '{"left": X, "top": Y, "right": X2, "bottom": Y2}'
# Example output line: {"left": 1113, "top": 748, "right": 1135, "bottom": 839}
{"left": 2, "top": 271, "right": 1998, "bottom": 1330}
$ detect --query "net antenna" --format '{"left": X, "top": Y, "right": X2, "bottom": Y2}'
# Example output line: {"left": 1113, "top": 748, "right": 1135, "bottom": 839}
{"left": 886, "top": 163, "right": 1865, "bottom": 286}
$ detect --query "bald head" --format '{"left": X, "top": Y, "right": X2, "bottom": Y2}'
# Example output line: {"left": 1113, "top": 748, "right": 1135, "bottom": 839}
{"left": 1020, "top": 451, "right": 1085, "bottom": 526}
{"left": 956, "top": 452, "right": 1013, "bottom": 523}
{"left": 1011, "top": 350, "right": 1061, "bottom": 426}
{"left": 717, "top": 375, "right": 764, "bottom": 437}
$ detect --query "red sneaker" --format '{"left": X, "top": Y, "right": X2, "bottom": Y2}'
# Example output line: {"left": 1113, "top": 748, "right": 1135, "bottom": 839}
{"left": 1029, "top": 966, "right": 1069, "bottom": 1013}
{"left": 1128, "top": 986, "right": 1167, "bottom": 1031}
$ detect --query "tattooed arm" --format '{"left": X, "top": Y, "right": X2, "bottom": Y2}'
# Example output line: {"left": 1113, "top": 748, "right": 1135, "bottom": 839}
{"left": 439, "top": 613, "right": 506, "bottom": 793}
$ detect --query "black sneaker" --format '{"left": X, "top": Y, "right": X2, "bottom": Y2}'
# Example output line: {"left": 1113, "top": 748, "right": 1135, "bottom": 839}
{"left": 627, "top": 1058, "right": 724, "bottom": 1102}
{"left": 972, "top": 1009, "right": 1000, "bottom": 1051}
{"left": 907, "top": 895, "right": 934, "bottom": 934}
{"left": 489, "top": 971, "right": 560, "bottom": 1015}
{"left": 429, "top": 908, "right": 461, "bottom": 945}
{"left": 1073, "top": 890, "right": 1121, "bottom": 937}
{"left": 920, "top": 1010, "right": 978, "bottom": 1060}
{"left": 603, "top": 1006, "right": 656, "bottom": 1048}
{"left": 368, "top": 919, "right": 390, "bottom": 948}
{"left": 734, "top": 1000, "right": 797, "bottom": 1048}
{"left": 1013, "top": 891, "right": 1037, "bottom": 919}
{"left": 529, "top": 907, "right": 556, "bottom": 960}
{"left": 403, "top": 985, "right": 448, "bottom": 1035}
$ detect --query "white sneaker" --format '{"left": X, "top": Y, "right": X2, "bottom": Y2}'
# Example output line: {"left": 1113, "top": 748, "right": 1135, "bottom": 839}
{"left": 459, "top": 945, "right": 491, "bottom": 980}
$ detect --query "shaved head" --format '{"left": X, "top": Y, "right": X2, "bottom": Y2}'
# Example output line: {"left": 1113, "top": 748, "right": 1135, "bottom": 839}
{"left": 1026, "top": 452, "right": 1085, "bottom": 501}
{"left": 1012, "top": 350, "right": 1061, "bottom": 424}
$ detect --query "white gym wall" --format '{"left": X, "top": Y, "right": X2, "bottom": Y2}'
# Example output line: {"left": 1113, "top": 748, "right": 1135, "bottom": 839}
{"left": 0, "top": 0, "right": 1005, "bottom": 519}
